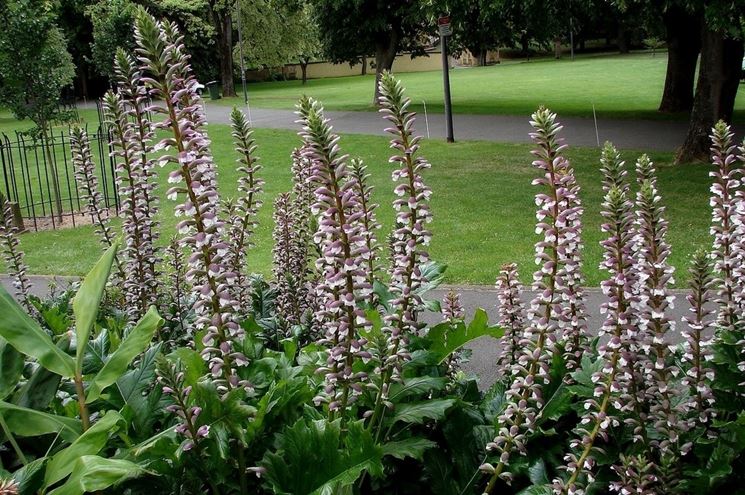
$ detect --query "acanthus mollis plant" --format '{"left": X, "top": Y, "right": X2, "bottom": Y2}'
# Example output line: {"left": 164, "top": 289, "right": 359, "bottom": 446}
{"left": 349, "top": 158, "right": 382, "bottom": 292}
{"left": 103, "top": 89, "right": 159, "bottom": 322}
{"left": 227, "top": 107, "right": 264, "bottom": 309}
{"left": 553, "top": 185, "right": 637, "bottom": 495}
{"left": 598, "top": 144, "right": 648, "bottom": 445}
{"left": 441, "top": 289, "right": 465, "bottom": 381}
{"left": 156, "top": 356, "right": 209, "bottom": 453}
{"left": 272, "top": 192, "right": 309, "bottom": 331}
{"left": 367, "top": 72, "right": 433, "bottom": 434}
{"left": 555, "top": 137, "right": 588, "bottom": 374}
{"left": 681, "top": 249, "right": 716, "bottom": 428}
{"left": 132, "top": 12, "right": 246, "bottom": 394}
{"left": 297, "top": 95, "right": 372, "bottom": 419}
{"left": 482, "top": 107, "right": 585, "bottom": 491}
{"left": 631, "top": 155, "right": 688, "bottom": 490}
{"left": 70, "top": 126, "right": 117, "bottom": 250}
{"left": 162, "top": 235, "right": 191, "bottom": 340}
{"left": 600, "top": 141, "right": 630, "bottom": 194}
{"left": 0, "top": 194, "right": 33, "bottom": 312}
{"left": 495, "top": 263, "right": 525, "bottom": 374}
{"left": 708, "top": 121, "right": 743, "bottom": 330}
{"left": 441, "top": 289, "right": 465, "bottom": 323}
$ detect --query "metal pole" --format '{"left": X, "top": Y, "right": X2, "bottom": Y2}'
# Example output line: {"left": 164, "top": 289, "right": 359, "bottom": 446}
{"left": 441, "top": 34, "right": 454, "bottom": 143}
{"left": 235, "top": 0, "right": 251, "bottom": 120}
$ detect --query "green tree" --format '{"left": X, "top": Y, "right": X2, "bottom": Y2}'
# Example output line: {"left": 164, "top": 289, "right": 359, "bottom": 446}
{"left": 55, "top": 0, "right": 97, "bottom": 99}
{"left": 87, "top": 0, "right": 138, "bottom": 80}
{"left": 206, "top": 0, "right": 237, "bottom": 96}
{"left": 311, "top": 0, "right": 434, "bottom": 103}
{"left": 0, "top": 0, "right": 76, "bottom": 220}
{"left": 444, "top": 0, "right": 515, "bottom": 65}
{"left": 235, "top": 0, "right": 321, "bottom": 84}
{"left": 142, "top": 0, "right": 219, "bottom": 85}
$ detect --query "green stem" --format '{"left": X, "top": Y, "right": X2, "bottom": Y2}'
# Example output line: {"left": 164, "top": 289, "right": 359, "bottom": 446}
{"left": 237, "top": 443, "right": 248, "bottom": 495}
{"left": 0, "top": 415, "right": 27, "bottom": 465}
{"left": 74, "top": 373, "right": 90, "bottom": 431}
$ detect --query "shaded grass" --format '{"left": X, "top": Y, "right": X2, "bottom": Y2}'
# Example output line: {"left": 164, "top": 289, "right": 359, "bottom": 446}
{"left": 220, "top": 52, "right": 745, "bottom": 122}
{"left": 17, "top": 125, "right": 712, "bottom": 287}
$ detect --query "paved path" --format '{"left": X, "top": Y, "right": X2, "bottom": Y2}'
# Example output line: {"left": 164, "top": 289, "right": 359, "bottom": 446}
{"left": 203, "top": 103, "right": 691, "bottom": 152}
{"left": 3, "top": 276, "right": 693, "bottom": 389}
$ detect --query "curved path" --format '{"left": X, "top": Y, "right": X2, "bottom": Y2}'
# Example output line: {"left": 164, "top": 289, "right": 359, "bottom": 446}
{"left": 204, "top": 103, "right": 692, "bottom": 152}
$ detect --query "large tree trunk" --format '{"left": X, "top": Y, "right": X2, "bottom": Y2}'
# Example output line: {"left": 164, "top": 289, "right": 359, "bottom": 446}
{"left": 520, "top": 33, "right": 530, "bottom": 59}
{"left": 373, "top": 32, "right": 399, "bottom": 105}
{"left": 361, "top": 56, "right": 367, "bottom": 75}
{"left": 300, "top": 60, "right": 308, "bottom": 85}
{"left": 659, "top": 6, "right": 702, "bottom": 113}
{"left": 617, "top": 25, "right": 630, "bottom": 54}
{"left": 677, "top": 30, "right": 744, "bottom": 163}
{"left": 209, "top": 2, "right": 236, "bottom": 97}
{"left": 468, "top": 47, "right": 486, "bottom": 66}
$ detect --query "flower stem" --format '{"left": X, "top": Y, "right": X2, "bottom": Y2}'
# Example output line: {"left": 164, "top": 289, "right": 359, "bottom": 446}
{"left": 74, "top": 373, "right": 90, "bottom": 431}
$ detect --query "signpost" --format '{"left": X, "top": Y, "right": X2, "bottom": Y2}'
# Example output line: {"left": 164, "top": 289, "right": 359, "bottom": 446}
{"left": 438, "top": 15, "right": 454, "bottom": 143}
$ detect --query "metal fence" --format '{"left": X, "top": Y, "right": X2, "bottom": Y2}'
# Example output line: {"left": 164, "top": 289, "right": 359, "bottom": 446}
{"left": 0, "top": 126, "right": 119, "bottom": 232}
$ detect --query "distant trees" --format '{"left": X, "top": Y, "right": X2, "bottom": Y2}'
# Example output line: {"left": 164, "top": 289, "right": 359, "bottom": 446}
{"left": 87, "top": 0, "right": 138, "bottom": 80}
{"left": 0, "top": 0, "right": 76, "bottom": 219}
{"left": 672, "top": 1, "right": 744, "bottom": 162}
{"left": 311, "top": 0, "right": 434, "bottom": 103}
{"left": 234, "top": 0, "right": 321, "bottom": 84}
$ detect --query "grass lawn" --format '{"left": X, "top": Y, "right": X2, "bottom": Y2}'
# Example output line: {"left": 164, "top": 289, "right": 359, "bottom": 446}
{"left": 15, "top": 123, "right": 712, "bottom": 287}
{"left": 220, "top": 52, "right": 745, "bottom": 122}
{"left": 0, "top": 108, "right": 101, "bottom": 136}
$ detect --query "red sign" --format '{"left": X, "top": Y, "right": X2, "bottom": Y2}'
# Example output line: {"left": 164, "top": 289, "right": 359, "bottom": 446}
{"left": 437, "top": 16, "right": 450, "bottom": 26}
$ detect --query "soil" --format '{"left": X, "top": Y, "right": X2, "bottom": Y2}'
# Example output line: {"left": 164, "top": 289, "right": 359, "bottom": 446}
{"left": 19, "top": 208, "right": 117, "bottom": 233}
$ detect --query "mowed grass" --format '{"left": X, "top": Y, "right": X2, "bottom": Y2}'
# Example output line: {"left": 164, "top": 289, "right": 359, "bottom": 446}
{"left": 221, "top": 52, "right": 745, "bottom": 121}
{"left": 16, "top": 124, "right": 712, "bottom": 287}
{"left": 0, "top": 108, "right": 101, "bottom": 135}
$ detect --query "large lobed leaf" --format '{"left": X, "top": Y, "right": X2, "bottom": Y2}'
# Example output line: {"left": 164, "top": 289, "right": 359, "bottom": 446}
{"left": 261, "top": 419, "right": 383, "bottom": 495}
{"left": 391, "top": 398, "right": 455, "bottom": 425}
{"left": 73, "top": 242, "right": 119, "bottom": 372}
{"left": 381, "top": 437, "right": 437, "bottom": 461}
{"left": 425, "top": 308, "right": 503, "bottom": 364}
{"left": 0, "top": 286, "right": 75, "bottom": 378}
{"left": 86, "top": 306, "right": 163, "bottom": 403}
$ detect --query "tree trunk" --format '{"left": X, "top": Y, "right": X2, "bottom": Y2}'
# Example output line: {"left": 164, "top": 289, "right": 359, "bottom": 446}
{"left": 554, "top": 38, "right": 562, "bottom": 59}
{"left": 520, "top": 34, "right": 530, "bottom": 59}
{"left": 659, "top": 6, "right": 702, "bottom": 113}
{"left": 209, "top": 2, "right": 236, "bottom": 97}
{"left": 361, "top": 56, "right": 367, "bottom": 75}
{"left": 677, "top": 30, "right": 744, "bottom": 163}
{"left": 469, "top": 48, "right": 485, "bottom": 66}
{"left": 617, "top": 25, "right": 630, "bottom": 54}
{"left": 373, "top": 33, "right": 399, "bottom": 105}
{"left": 301, "top": 61, "right": 308, "bottom": 85}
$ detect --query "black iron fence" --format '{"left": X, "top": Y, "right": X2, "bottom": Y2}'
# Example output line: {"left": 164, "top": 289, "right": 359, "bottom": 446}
{"left": 0, "top": 126, "right": 119, "bottom": 232}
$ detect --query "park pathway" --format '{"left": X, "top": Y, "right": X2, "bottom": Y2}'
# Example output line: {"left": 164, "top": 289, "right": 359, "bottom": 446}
{"left": 2, "top": 276, "right": 692, "bottom": 389}
{"left": 203, "top": 102, "right": 691, "bottom": 152}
